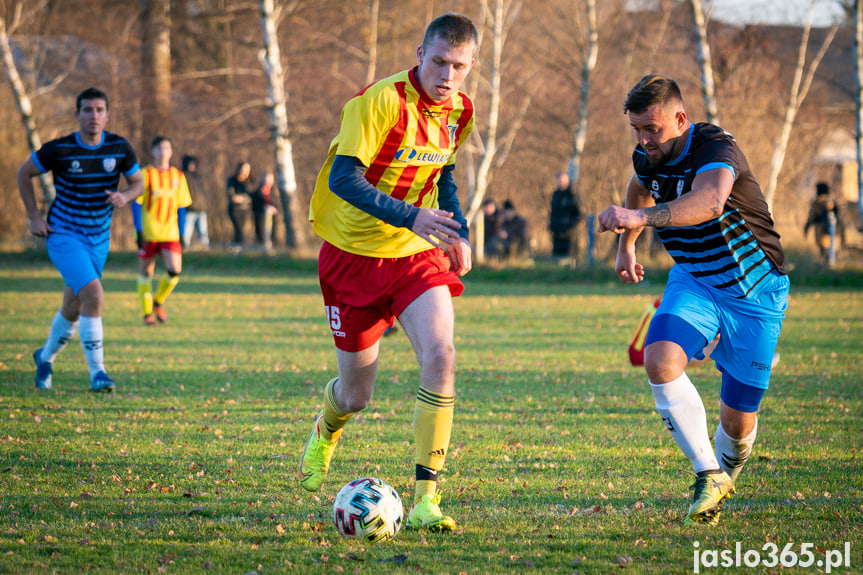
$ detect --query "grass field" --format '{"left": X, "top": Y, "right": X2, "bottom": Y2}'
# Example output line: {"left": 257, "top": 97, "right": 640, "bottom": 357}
{"left": 0, "top": 250, "right": 861, "bottom": 574}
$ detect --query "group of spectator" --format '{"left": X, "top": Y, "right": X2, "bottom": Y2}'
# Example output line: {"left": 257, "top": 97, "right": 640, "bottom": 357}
{"left": 480, "top": 171, "right": 583, "bottom": 261}
{"left": 225, "top": 161, "right": 279, "bottom": 252}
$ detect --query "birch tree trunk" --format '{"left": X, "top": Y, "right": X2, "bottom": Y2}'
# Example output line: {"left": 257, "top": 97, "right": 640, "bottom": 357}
{"left": 567, "top": 0, "right": 598, "bottom": 188}
{"left": 763, "top": 3, "right": 838, "bottom": 213}
{"left": 856, "top": 0, "right": 863, "bottom": 222}
{"left": 366, "top": 0, "right": 379, "bottom": 86}
{"left": 464, "top": 0, "right": 526, "bottom": 261}
{"left": 0, "top": 9, "right": 55, "bottom": 204}
{"left": 690, "top": 0, "right": 719, "bottom": 125}
{"left": 140, "top": 0, "right": 172, "bottom": 147}
{"left": 259, "top": 0, "right": 304, "bottom": 249}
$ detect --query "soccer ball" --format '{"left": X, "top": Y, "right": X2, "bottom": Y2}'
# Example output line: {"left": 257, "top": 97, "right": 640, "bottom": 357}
{"left": 332, "top": 477, "right": 403, "bottom": 542}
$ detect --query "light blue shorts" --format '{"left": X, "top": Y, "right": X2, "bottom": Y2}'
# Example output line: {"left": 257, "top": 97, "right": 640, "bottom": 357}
{"left": 47, "top": 229, "right": 110, "bottom": 295}
{"left": 646, "top": 265, "right": 789, "bottom": 391}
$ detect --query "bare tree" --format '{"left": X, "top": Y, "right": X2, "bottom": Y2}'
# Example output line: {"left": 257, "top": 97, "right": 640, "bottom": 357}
{"left": 690, "top": 0, "right": 719, "bottom": 124}
{"left": 0, "top": 1, "right": 57, "bottom": 204}
{"left": 464, "top": 0, "right": 529, "bottom": 260}
{"left": 855, "top": 0, "right": 863, "bottom": 222}
{"left": 140, "top": 0, "right": 172, "bottom": 147}
{"left": 567, "top": 0, "right": 598, "bottom": 188}
{"left": 259, "top": 0, "right": 305, "bottom": 249}
{"left": 763, "top": 2, "right": 839, "bottom": 212}
{"left": 366, "top": 0, "right": 379, "bottom": 86}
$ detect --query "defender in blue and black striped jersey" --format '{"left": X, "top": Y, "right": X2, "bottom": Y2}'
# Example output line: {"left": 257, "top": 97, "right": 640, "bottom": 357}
{"left": 33, "top": 131, "right": 140, "bottom": 238}
{"left": 18, "top": 88, "right": 143, "bottom": 394}
{"left": 598, "top": 74, "right": 790, "bottom": 528}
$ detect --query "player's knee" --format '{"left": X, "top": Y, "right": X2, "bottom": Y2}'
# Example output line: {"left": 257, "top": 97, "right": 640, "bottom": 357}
{"left": 422, "top": 342, "right": 456, "bottom": 374}
{"left": 644, "top": 352, "right": 685, "bottom": 384}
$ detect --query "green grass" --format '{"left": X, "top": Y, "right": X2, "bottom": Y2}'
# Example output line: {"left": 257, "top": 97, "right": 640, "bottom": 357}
{"left": 0, "top": 250, "right": 861, "bottom": 574}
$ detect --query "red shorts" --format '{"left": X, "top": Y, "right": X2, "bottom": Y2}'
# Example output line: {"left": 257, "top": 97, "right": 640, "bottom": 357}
{"left": 318, "top": 241, "right": 464, "bottom": 352}
{"left": 138, "top": 240, "right": 182, "bottom": 259}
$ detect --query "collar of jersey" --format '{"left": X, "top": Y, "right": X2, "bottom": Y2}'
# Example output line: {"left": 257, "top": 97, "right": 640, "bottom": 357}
{"left": 75, "top": 131, "right": 106, "bottom": 150}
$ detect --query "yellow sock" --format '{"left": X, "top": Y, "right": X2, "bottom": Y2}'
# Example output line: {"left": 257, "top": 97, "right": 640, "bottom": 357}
{"left": 414, "top": 479, "right": 437, "bottom": 502}
{"left": 154, "top": 272, "right": 180, "bottom": 305}
{"left": 137, "top": 276, "right": 153, "bottom": 316}
{"left": 320, "top": 378, "right": 352, "bottom": 442}
{"left": 413, "top": 386, "right": 455, "bottom": 504}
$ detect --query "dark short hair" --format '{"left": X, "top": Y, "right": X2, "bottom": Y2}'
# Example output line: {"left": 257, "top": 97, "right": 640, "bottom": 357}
{"left": 422, "top": 13, "right": 478, "bottom": 52}
{"left": 182, "top": 155, "right": 198, "bottom": 170}
{"left": 151, "top": 136, "right": 172, "bottom": 149}
{"left": 816, "top": 182, "right": 830, "bottom": 196}
{"left": 623, "top": 74, "right": 683, "bottom": 114}
{"left": 76, "top": 87, "right": 109, "bottom": 113}
{"left": 503, "top": 200, "right": 514, "bottom": 211}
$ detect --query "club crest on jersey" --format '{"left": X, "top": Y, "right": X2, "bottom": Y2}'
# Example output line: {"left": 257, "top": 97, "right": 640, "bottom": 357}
{"left": 447, "top": 124, "right": 459, "bottom": 142}
{"left": 677, "top": 180, "right": 685, "bottom": 197}
{"left": 102, "top": 158, "right": 117, "bottom": 173}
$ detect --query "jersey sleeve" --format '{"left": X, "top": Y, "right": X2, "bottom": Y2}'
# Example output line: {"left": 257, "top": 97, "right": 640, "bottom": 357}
{"left": 119, "top": 140, "right": 141, "bottom": 178}
{"left": 32, "top": 140, "right": 59, "bottom": 174}
{"left": 691, "top": 133, "right": 738, "bottom": 180}
{"left": 335, "top": 88, "right": 399, "bottom": 167}
{"left": 178, "top": 172, "right": 193, "bottom": 208}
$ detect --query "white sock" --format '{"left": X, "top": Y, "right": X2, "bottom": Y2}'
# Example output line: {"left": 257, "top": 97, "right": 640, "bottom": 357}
{"left": 650, "top": 373, "right": 719, "bottom": 473}
{"left": 715, "top": 420, "right": 757, "bottom": 481}
{"left": 42, "top": 311, "right": 78, "bottom": 363}
{"left": 78, "top": 316, "right": 105, "bottom": 378}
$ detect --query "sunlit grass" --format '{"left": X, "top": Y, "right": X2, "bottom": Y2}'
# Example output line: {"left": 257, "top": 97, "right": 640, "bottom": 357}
{"left": 0, "top": 251, "right": 860, "bottom": 573}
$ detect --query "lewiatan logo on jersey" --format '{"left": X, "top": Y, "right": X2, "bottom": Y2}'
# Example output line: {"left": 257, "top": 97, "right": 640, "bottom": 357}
{"left": 393, "top": 148, "right": 451, "bottom": 165}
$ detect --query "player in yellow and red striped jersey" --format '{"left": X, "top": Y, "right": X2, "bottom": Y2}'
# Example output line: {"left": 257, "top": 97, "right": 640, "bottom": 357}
{"left": 132, "top": 136, "right": 191, "bottom": 326}
{"left": 300, "top": 13, "right": 477, "bottom": 533}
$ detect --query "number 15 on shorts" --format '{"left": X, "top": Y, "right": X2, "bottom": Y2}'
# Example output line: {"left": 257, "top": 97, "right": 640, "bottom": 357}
{"left": 325, "top": 306, "right": 341, "bottom": 330}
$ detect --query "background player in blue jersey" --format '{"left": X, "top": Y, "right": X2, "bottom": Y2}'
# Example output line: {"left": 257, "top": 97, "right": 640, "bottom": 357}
{"left": 18, "top": 87, "right": 144, "bottom": 392}
{"left": 598, "top": 74, "right": 789, "bottom": 527}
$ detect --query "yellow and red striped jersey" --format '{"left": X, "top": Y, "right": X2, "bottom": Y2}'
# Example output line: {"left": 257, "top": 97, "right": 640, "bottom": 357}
{"left": 310, "top": 67, "right": 475, "bottom": 258}
{"left": 137, "top": 166, "right": 192, "bottom": 242}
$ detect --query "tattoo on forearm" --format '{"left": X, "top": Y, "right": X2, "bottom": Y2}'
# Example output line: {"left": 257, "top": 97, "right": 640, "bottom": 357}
{"left": 709, "top": 197, "right": 722, "bottom": 218}
{"left": 643, "top": 204, "right": 671, "bottom": 227}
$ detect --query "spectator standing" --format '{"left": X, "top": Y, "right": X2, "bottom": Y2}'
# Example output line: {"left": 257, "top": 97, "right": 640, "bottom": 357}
{"left": 804, "top": 181, "right": 844, "bottom": 265}
{"left": 17, "top": 87, "right": 143, "bottom": 392}
{"left": 252, "top": 172, "right": 279, "bottom": 252}
{"left": 500, "top": 199, "right": 530, "bottom": 257}
{"left": 226, "top": 161, "right": 253, "bottom": 246}
{"left": 481, "top": 198, "right": 504, "bottom": 257}
{"left": 181, "top": 155, "right": 210, "bottom": 250}
{"left": 548, "top": 171, "right": 581, "bottom": 258}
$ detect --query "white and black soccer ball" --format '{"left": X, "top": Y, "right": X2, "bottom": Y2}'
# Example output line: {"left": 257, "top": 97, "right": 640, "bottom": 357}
{"left": 332, "top": 477, "right": 403, "bottom": 542}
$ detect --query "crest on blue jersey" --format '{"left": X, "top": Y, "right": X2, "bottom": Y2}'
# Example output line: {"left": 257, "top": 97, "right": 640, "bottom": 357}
{"left": 102, "top": 158, "right": 117, "bottom": 173}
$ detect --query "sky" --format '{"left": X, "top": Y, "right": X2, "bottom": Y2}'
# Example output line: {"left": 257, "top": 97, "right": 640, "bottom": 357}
{"left": 707, "top": 0, "right": 847, "bottom": 26}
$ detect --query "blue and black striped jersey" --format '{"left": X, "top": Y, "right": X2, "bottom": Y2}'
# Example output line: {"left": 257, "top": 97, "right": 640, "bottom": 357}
{"left": 633, "top": 123, "right": 786, "bottom": 298}
{"left": 33, "top": 131, "right": 140, "bottom": 237}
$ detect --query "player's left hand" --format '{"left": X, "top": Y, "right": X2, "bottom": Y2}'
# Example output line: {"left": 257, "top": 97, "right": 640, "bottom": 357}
{"left": 105, "top": 189, "right": 130, "bottom": 208}
{"left": 597, "top": 205, "right": 644, "bottom": 234}
{"left": 412, "top": 208, "right": 462, "bottom": 247}
{"left": 447, "top": 237, "right": 472, "bottom": 276}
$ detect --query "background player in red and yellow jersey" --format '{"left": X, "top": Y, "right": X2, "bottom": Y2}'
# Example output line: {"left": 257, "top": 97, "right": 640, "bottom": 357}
{"left": 300, "top": 13, "right": 477, "bottom": 532}
{"left": 132, "top": 136, "right": 191, "bottom": 326}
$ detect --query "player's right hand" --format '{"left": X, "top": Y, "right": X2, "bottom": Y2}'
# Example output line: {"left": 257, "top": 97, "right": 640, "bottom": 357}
{"left": 27, "top": 215, "right": 52, "bottom": 237}
{"left": 615, "top": 251, "right": 644, "bottom": 284}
